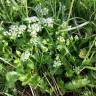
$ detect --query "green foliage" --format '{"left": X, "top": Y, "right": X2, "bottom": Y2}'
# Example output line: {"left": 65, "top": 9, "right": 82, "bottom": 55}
{"left": 0, "top": 0, "right": 96, "bottom": 96}
{"left": 65, "top": 78, "right": 90, "bottom": 90}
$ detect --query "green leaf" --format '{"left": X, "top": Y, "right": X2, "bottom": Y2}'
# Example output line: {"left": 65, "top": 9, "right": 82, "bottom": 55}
{"left": 27, "top": 60, "right": 34, "bottom": 69}
{"left": 6, "top": 71, "right": 18, "bottom": 88}
{"left": 65, "top": 78, "right": 90, "bottom": 91}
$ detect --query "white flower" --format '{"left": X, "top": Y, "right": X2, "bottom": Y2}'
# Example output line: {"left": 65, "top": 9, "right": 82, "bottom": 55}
{"left": 19, "top": 25, "right": 26, "bottom": 32}
{"left": 9, "top": 25, "right": 19, "bottom": 32}
{"left": 53, "top": 60, "right": 62, "bottom": 67}
{"left": 28, "top": 23, "right": 42, "bottom": 36}
{"left": 46, "top": 17, "right": 54, "bottom": 28}
{"left": 40, "top": 18, "right": 46, "bottom": 25}
{"left": 20, "top": 51, "right": 30, "bottom": 61}
{"left": 32, "top": 23, "right": 41, "bottom": 32}
{"left": 4, "top": 25, "right": 26, "bottom": 38}
{"left": 34, "top": 5, "right": 49, "bottom": 16}
{"left": 30, "top": 16, "right": 39, "bottom": 22}
{"left": 7, "top": 25, "right": 19, "bottom": 38}
{"left": 53, "top": 54, "right": 62, "bottom": 67}
{"left": 17, "top": 25, "right": 27, "bottom": 36}
{"left": 25, "top": 16, "right": 39, "bottom": 23}
{"left": 3, "top": 31, "right": 11, "bottom": 36}
{"left": 28, "top": 23, "right": 42, "bottom": 32}
{"left": 30, "top": 37, "right": 39, "bottom": 45}
{"left": 30, "top": 31, "right": 37, "bottom": 38}
{"left": 41, "top": 17, "right": 54, "bottom": 28}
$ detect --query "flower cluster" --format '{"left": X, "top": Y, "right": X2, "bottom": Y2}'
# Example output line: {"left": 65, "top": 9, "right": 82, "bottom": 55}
{"left": 25, "top": 16, "right": 39, "bottom": 23}
{"left": 53, "top": 54, "right": 62, "bottom": 67}
{"left": 57, "top": 36, "right": 65, "bottom": 43}
{"left": 34, "top": 5, "right": 49, "bottom": 16}
{"left": 28, "top": 23, "right": 42, "bottom": 37}
{"left": 3, "top": 24, "right": 26, "bottom": 39}
{"left": 3, "top": 15, "right": 54, "bottom": 40}
{"left": 20, "top": 51, "right": 30, "bottom": 62}
{"left": 30, "top": 37, "right": 41, "bottom": 45}
{"left": 24, "top": 16, "right": 54, "bottom": 45}
{"left": 41, "top": 17, "right": 54, "bottom": 28}
{"left": 25, "top": 16, "right": 54, "bottom": 28}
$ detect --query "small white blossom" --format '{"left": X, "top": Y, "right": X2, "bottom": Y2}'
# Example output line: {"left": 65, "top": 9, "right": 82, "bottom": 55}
{"left": 19, "top": 25, "right": 26, "bottom": 32}
{"left": 30, "top": 31, "right": 37, "bottom": 38}
{"left": 46, "top": 17, "right": 54, "bottom": 28}
{"left": 17, "top": 25, "right": 27, "bottom": 36}
{"left": 41, "top": 17, "right": 54, "bottom": 28}
{"left": 30, "top": 37, "right": 39, "bottom": 45}
{"left": 32, "top": 23, "right": 41, "bottom": 32}
{"left": 25, "top": 16, "right": 39, "bottom": 23}
{"left": 30, "top": 16, "right": 39, "bottom": 22}
{"left": 40, "top": 18, "right": 46, "bottom": 24}
{"left": 20, "top": 51, "right": 30, "bottom": 61}
{"left": 3, "top": 25, "right": 19, "bottom": 39}
{"left": 35, "top": 5, "right": 49, "bottom": 16}
{"left": 28, "top": 23, "right": 42, "bottom": 32}
{"left": 9, "top": 25, "right": 19, "bottom": 32}
{"left": 53, "top": 60, "right": 62, "bottom": 67}
{"left": 53, "top": 54, "right": 62, "bottom": 67}
{"left": 3, "top": 24, "right": 27, "bottom": 38}
{"left": 28, "top": 23, "right": 42, "bottom": 36}
{"left": 3, "top": 31, "right": 11, "bottom": 36}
